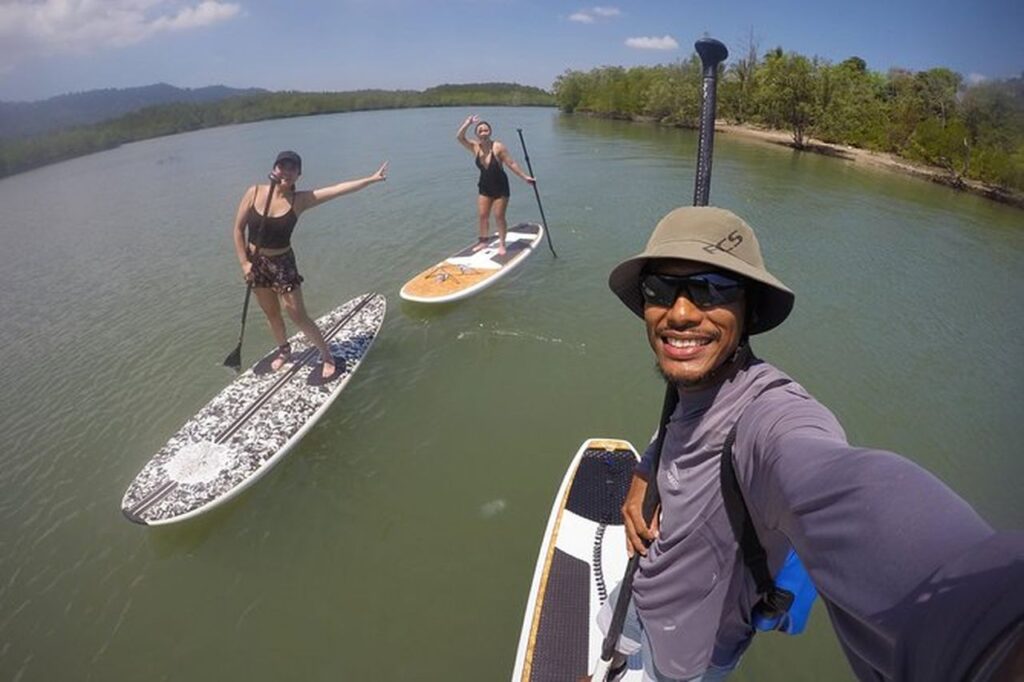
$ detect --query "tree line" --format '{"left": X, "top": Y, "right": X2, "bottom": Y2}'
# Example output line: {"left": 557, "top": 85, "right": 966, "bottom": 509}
{"left": 0, "top": 83, "right": 553, "bottom": 179}
{"left": 553, "top": 49, "right": 1024, "bottom": 194}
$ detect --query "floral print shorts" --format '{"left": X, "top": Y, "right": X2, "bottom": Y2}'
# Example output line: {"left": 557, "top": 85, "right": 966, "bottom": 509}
{"left": 247, "top": 249, "right": 304, "bottom": 294}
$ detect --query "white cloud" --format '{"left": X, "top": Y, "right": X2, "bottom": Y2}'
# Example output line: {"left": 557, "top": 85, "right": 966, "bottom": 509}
{"left": 966, "top": 73, "right": 987, "bottom": 85}
{"left": 568, "top": 6, "right": 620, "bottom": 23}
{"left": 0, "top": 0, "right": 241, "bottom": 70}
{"left": 625, "top": 35, "right": 679, "bottom": 50}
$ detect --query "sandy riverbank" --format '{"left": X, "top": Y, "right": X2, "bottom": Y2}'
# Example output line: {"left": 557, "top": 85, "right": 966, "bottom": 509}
{"left": 715, "top": 122, "right": 1024, "bottom": 209}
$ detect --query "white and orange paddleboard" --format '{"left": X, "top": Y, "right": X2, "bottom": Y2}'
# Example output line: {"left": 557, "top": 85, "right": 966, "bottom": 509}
{"left": 399, "top": 222, "right": 544, "bottom": 303}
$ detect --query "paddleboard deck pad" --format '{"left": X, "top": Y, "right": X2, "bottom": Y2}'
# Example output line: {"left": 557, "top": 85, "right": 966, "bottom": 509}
{"left": 399, "top": 222, "right": 543, "bottom": 303}
{"left": 512, "top": 438, "right": 642, "bottom": 681}
{"left": 121, "top": 292, "right": 386, "bottom": 526}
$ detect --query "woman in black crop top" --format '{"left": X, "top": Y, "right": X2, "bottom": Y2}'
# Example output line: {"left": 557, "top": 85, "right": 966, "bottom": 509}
{"left": 456, "top": 114, "right": 535, "bottom": 256}
{"left": 232, "top": 150, "right": 387, "bottom": 379}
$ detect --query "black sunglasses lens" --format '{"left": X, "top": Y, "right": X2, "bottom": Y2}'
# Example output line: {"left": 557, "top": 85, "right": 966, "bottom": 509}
{"left": 698, "top": 274, "right": 743, "bottom": 306}
{"left": 686, "top": 279, "right": 715, "bottom": 306}
{"left": 641, "top": 273, "right": 742, "bottom": 308}
{"left": 641, "top": 275, "right": 677, "bottom": 306}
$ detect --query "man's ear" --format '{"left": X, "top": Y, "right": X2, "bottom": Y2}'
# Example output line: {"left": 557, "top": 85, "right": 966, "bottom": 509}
{"left": 744, "top": 286, "right": 759, "bottom": 331}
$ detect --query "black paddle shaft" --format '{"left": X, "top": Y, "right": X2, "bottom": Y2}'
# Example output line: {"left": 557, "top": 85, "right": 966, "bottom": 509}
{"left": 597, "top": 37, "right": 729, "bottom": 675}
{"left": 599, "top": 384, "right": 679, "bottom": 663}
{"left": 693, "top": 38, "right": 729, "bottom": 207}
{"left": 223, "top": 173, "right": 281, "bottom": 371}
{"left": 515, "top": 128, "right": 558, "bottom": 258}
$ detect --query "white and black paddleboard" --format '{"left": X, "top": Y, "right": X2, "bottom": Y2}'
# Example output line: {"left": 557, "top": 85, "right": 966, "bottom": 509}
{"left": 121, "top": 293, "right": 386, "bottom": 526}
{"left": 512, "top": 438, "right": 643, "bottom": 681}
{"left": 399, "top": 222, "right": 544, "bottom": 303}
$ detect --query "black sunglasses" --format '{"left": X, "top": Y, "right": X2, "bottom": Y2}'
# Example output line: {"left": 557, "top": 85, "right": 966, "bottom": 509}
{"left": 640, "top": 272, "right": 744, "bottom": 309}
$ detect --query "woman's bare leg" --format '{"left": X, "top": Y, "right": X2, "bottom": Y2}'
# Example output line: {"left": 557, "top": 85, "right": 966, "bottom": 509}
{"left": 474, "top": 195, "right": 493, "bottom": 251}
{"left": 254, "top": 287, "right": 291, "bottom": 370}
{"left": 279, "top": 287, "right": 336, "bottom": 378}
{"left": 493, "top": 196, "right": 509, "bottom": 255}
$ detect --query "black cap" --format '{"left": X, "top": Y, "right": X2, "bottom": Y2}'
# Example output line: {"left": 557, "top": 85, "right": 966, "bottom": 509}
{"left": 274, "top": 150, "right": 302, "bottom": 171}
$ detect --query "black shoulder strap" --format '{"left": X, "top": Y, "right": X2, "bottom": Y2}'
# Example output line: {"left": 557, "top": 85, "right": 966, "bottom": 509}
{"left": 643, "top": 384, "right": 680, "bottom": 516}
{"left": 720, "top": 378, "right": 792, "bottom": 598}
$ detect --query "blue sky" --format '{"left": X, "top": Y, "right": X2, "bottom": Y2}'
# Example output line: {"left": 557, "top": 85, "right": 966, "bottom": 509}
{"left": 0, "top": 0, "right": 1021, "bottom": 102}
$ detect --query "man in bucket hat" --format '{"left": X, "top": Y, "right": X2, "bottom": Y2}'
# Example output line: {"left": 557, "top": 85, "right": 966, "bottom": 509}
{"left": 596, "top": 207, "right": 1023, "bottom": 681}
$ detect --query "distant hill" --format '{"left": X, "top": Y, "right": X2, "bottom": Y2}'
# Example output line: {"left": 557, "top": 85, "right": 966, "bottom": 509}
{"left": 422, "top": 82, "right": 553, "bottom": 103}
{"left": 0, "top": 82, "right": 554, "bottom": 179}
{"left": 0, "top": 83, "right": 267, "bottom": 138}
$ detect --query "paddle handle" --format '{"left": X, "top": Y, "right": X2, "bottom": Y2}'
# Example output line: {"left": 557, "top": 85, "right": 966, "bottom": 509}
{"left": 249, "top": 172, "right": 282, "bottom": 258}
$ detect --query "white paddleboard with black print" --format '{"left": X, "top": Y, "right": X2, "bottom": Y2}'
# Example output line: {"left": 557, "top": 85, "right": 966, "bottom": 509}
{"left": 121, "top": 293, "right": 386, "bottom": 526}
{"left": 512, "top": 438, "right": 643, "bottom": 682}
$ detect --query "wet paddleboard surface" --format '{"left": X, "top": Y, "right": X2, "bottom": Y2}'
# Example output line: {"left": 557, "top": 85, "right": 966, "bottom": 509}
{"left": 399, "top": 222, "right": 544, "bottom": 303}
{"left": 512, "top": 438, "right": 642, "bottom": 681}
{"left": 121, "top": 293, "right": 386, "bottom": 526}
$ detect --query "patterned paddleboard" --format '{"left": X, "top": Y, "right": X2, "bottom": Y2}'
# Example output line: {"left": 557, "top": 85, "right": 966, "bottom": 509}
{"left": 512, "top": 438, "right": 643, "bottom": 681}
{"left": 399, "top": 222, "right": 544, "bottom": 303}
{"left": 121, "top": 293, "right": 386, "bottom": 526}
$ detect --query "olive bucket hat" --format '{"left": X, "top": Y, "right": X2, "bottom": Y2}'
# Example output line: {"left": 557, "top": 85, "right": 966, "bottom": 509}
{"left": 608, "top": 206, "right": 794, "bottom": 334}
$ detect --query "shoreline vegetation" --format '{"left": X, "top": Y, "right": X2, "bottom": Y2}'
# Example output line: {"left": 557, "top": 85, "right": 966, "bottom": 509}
{"left": 723, "top": 120, "right": 1021, "bottom": 208}
{"left": 0, "top": 83, "right": 554, "bottom": 180}
{"left": 2, "top": 61, "right": 1021, "bottom": 210}
{"left": 554, "top": 48, "right": 1024, "bottom": 209}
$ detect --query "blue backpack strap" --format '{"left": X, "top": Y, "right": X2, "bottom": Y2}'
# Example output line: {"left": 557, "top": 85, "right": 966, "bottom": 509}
{"left": 719, "top": 379, "right": 804, "bottom": 628}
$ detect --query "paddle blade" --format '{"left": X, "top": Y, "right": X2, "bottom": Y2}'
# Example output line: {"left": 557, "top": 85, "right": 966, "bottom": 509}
{"left": 223, "top": 344, "right": 242, "bottom": 372}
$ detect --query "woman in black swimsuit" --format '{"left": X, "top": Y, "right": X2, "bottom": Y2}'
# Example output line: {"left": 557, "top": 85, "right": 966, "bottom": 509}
{"left": 456, "top": 114, "right": 535, "bottom": 255}
{"left": 232, "top": 151, "right": 387, "bottom": 378}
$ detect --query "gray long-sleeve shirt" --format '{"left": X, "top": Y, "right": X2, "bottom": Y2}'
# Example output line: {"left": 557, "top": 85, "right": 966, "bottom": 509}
{"left": 633, "top": 356, "right": 1000, "bottom": 680}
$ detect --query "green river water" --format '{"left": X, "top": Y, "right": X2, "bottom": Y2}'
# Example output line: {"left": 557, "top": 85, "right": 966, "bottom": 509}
{"left": 0, "top": 106, "right": 1021, "bottom": 681}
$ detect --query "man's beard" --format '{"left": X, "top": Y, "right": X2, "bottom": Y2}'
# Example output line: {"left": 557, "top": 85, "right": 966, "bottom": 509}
{"left": 653, "top": 342, "right": 751, "bottom": 388}
{"left": 654, "top": 363, "right": 709, "bottom": 388}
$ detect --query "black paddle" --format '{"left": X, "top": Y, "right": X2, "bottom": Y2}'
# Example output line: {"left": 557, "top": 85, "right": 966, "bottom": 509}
{"left": 590, "top": 36, "right": 729, "bottom": 682}
{"left": 223, "top": 172, "right": 281, "bottom": 371}
{"left": 515, "top": 128, "right": 558, "bottom": 258}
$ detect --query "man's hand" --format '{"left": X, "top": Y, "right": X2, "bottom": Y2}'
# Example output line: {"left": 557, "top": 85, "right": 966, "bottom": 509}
{"left": 622, "top": 472, "right": 659, "bottom": 557}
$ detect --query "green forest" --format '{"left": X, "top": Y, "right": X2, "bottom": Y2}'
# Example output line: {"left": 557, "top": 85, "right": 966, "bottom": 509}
{"left": 554, "top": 48, "right": 1024, "bottom": 194}
{"left": 0, "top": 83, "right": 553, "bottom": 179}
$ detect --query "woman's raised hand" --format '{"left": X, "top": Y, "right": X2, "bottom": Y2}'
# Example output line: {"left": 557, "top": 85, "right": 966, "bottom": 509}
{"left": 371, "top": 161, "right": 388, "bottom": 182}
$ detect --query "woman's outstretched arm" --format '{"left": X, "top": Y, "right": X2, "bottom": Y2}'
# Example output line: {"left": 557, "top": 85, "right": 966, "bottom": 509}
{"left": 294, "top": 162, "right": 388, "bottom": 213}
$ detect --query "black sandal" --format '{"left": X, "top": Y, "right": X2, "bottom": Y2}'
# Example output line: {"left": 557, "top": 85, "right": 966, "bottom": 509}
{"left": 307, "top": 353, "right": 346, "bottom": 386}
{"left": 270, "top": 342, "right": 292, "bottom": 370}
